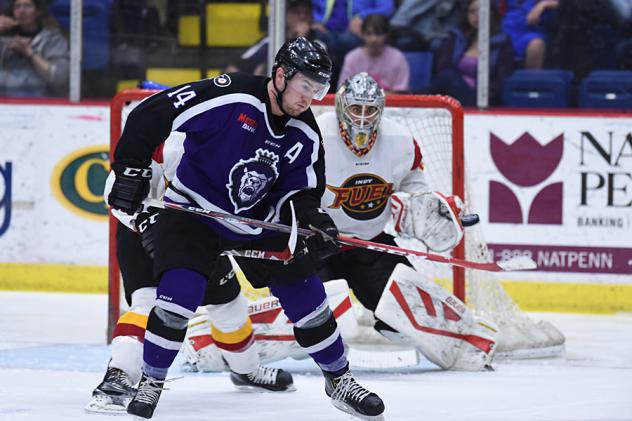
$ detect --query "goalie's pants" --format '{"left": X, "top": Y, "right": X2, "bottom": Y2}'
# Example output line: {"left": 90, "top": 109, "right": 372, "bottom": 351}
{"left": 116, "top": 221, "right": 240, "bottom": 307}
{"left": 317, "top": 232, "right": 412, "bottom": 313}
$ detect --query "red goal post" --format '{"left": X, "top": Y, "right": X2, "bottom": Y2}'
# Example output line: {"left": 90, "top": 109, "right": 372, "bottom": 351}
{"left": 108, "top": 90, "right": 465, "bottom": 342}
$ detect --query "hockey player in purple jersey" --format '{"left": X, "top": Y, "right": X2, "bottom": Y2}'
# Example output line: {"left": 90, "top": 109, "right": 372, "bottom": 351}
{"left": 107, "top": 37, "right": 385, "bottom": 420}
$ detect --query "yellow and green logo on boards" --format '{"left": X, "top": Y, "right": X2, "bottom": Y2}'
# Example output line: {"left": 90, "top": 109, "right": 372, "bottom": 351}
{"left": 51, "top": 145, "right": 110, "bottom": 221}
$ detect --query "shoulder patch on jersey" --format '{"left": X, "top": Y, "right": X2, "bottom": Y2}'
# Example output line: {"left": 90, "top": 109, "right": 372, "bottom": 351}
{"left": 226, "top": 148, "right": 279, "bottom": 213}
{"left": 213, "top": 74, "right": 232, "bottom": 87}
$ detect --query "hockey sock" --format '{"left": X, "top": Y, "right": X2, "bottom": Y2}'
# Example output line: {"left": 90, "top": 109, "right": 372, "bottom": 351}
{"left": 206, "top": 294, "right": 257, "bottom": 374}
{"left": 269, "top": 275, "right": 347, "bottom": 374}
{"left": 143, "top": 268, "right": 206, "bottom": 379}
{"left": 110, "top": 287, "right": 155, "bottom": 383}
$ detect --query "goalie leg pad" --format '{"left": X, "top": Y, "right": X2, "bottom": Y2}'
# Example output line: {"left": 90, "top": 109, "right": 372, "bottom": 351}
{"left": 183, "top": 313, "right": 225, "bottom": 372}
{"left": 374, "top": 264, "right": 497, "bottom": 370}
{"left": 323, "top": 279, "right": 359, "bottom": 341}
{"left": 247, "top": 296, "right": 305, "bottom": 364}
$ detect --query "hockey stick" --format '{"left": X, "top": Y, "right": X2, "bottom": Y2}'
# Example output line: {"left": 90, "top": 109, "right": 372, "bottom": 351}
{"left": 144, "top": 199, "right": 537, "bottom": 272}
{"left": 221, "top": 201, "right": 298, "bottom": 261}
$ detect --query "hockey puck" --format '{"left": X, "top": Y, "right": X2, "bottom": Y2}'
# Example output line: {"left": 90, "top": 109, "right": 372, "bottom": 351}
{"left": 462, "top": 214, "right": 480, "bottom": 227}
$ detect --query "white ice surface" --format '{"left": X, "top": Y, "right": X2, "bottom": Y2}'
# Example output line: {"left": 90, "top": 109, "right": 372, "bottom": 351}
{"left": 0, "top": 291, "right": 631, "bottom": 421}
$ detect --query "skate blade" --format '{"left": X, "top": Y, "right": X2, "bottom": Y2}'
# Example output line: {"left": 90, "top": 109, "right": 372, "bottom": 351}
{"left": 330, "top": 400, "right": 385, "bottom": 421}
{"left": 232, "top": 383, "right": 297, "bottom": 393}
{"left": 84, "top": 395, "right": 130, "bottom": 415}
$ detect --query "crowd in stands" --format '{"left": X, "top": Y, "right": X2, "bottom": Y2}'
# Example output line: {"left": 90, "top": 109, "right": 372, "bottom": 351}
{"left": 0, "top": 0, "right": 631, "bottom": 106}
{"left": 0, "top": 0, "right": 68, "bottom": 97}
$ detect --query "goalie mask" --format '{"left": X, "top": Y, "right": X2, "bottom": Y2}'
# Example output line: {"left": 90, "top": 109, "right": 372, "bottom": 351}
{"left": 335, "top": 72, "right": 385, "bottom": 157}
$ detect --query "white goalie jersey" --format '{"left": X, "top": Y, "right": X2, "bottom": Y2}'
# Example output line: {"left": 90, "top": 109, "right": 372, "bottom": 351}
{"left": 317, "top": 111, "right": 429, "bottom": 240}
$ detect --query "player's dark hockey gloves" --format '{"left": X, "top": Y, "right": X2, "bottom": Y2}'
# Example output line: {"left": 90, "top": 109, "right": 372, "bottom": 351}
{"left": 135, "top": 207, "right": 160, "bottom": 259}
{"left": 108, "top": 162, "right": 152, "bottom": 215}
{"left": 302, "top": 208, "right": 340, "bottom": 262}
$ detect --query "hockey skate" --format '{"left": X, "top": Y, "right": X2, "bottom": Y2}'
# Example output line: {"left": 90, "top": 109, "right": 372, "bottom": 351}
{"left": 324, "top": 370, "right": 385, "bottom": 420}
{"left": 84, "top": 367, "right": 136, "bottom": 414}
{"left": 230, "top": 365, "right": 296, "bottom": 392}
{"left": 126, "top": 372, "right": 165, "bottom": 419}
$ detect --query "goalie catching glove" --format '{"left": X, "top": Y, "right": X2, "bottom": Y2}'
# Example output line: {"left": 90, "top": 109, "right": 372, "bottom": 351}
{"left": 107, "top": 161, "right": 152, "bottom": 215}
{"left": 391, "top": 191, "right": 464, "bottom": 252}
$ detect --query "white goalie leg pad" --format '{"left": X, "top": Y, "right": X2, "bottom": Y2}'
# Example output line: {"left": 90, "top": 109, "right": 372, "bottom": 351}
{"left": 323, "top": 279, "right": 360, "bottom": 341}
{"left": 183, "top": 312, "right": 225, "bottom": 372}
{"left": 374, "top": 264, "right": 497, "bottom": 370}
{"left": 109, "top": 287, "right": 156, "bottom": 383}
{"left": 248, "top": 295, "right": 306, "bottom": 363}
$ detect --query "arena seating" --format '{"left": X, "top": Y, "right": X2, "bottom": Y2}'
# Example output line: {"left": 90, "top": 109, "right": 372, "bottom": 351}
{"left": 578, "top": 70, "right": 632, "bottom": 109}
{"left": 404, "top": 51, "right": 434, "bottom": 93}
{"left": 49, "top": 0, "right": 110, "bottom": 70}
{"left": 176, "top": 2, "right": 265, "bottom": 47}
{"left": 502, "top": 70, "right": 574, "bottom": 108}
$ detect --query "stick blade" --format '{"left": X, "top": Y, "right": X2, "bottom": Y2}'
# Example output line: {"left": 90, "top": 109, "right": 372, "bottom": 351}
{"left": 497, "top": 256, "right": 538, "bottom": 271}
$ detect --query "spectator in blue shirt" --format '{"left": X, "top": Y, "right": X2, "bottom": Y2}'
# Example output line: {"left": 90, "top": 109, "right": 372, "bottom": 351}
{"left": 501, "top": 0, "right": 558, "bottom": 69}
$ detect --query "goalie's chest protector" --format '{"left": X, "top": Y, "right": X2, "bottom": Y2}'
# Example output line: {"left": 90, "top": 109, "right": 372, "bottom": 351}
{"left": 318, "top": 112, "right": 418, "bottom": 240}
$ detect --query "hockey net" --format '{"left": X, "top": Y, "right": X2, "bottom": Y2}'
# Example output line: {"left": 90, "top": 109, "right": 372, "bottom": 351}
{"left": 108, "top": 89, "right": 564, "bottom": 359}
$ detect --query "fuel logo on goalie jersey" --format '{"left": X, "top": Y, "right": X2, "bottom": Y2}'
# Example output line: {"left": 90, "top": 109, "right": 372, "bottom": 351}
{"left": 227, "top": 148, "right": 279, "bottom": 213}
{"left": 51, "top": 145, "right": 110, "bottom": 221}
{"left": 326, "top": 173, "right": 393, "bottom": 220}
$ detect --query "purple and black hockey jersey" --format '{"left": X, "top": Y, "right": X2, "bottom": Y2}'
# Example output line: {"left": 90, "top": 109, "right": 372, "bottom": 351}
{"left": 114, "top": 73, "right": 325, "bottom": 241}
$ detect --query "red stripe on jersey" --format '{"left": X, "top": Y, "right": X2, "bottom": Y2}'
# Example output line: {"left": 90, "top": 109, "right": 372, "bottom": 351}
{"left": 112, "top": 323, "right": 146, "bottom": 342}
{"left": 390, "top": 194, "right": 406, "bottom": 233}
{"left": 151, "top": 143, "right": 165, "bottom": 164}
{"left": 411, "top": 139, "right": 424, "bottom": 171}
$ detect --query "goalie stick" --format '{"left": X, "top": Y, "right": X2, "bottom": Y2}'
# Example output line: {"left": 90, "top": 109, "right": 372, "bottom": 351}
{"left": 144, "top": 199, "right": 537, "bottom": 272}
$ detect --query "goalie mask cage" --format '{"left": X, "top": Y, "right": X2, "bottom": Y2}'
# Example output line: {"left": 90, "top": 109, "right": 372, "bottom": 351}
{"left": 108, "top": 89, "right": 564, "bottom": 359}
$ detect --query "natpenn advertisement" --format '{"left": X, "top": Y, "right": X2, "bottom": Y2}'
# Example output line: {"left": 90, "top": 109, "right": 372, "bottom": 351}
{"left": 466, "top": 113, "right": 631, "bottom": 278}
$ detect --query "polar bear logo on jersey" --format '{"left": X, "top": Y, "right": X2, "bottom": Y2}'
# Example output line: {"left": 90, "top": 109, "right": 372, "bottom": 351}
{"left": 227, "top": 148, "right": 279, "bottom": 213}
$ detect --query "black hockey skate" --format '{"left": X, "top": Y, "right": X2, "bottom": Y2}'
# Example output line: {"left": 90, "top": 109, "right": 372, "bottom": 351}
{"left": 126, "top": 372, "right": 165, "bottom": 419}
{"left": 230, "top": 365, "right": 296, "bottom": 392}
{"left": 84, "top": 367, "right": 136, "bottom": 414}
{"left": 324, "top": 370, "right": 385, "bottom": 420}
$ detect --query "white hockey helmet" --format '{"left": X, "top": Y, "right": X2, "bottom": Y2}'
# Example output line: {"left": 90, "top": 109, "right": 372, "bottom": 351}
{"left": 335, "top": 72, "right": 385, "bottom": 155}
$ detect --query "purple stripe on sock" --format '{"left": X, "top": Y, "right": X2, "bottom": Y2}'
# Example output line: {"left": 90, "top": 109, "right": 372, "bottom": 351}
{"left": 143, "top": 339, "right": 179, "bottom": 379}
{"left": 308, "top": 335, "right": 346, "bottom": 369}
